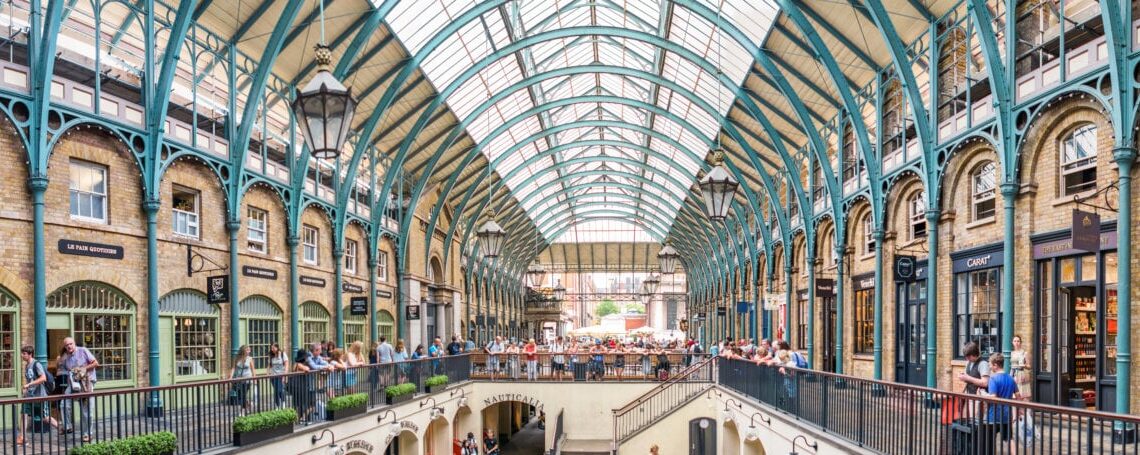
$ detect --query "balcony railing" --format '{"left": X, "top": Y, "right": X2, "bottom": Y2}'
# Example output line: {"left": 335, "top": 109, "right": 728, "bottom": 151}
{"left": 719, "top": 358, "right": 1140, "bottom": 455}
{"left": 0, "top": 355, "right": 470, "bottom": 454}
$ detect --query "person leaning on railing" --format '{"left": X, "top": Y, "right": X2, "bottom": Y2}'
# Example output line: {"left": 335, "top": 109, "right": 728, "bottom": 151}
{"left": 290, "top": 349, "right": 316, "bottom": 423}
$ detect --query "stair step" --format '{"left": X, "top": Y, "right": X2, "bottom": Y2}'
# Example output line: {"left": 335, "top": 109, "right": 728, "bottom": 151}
{"left": 561, "top": 438, "right": 611, "bottom": 454}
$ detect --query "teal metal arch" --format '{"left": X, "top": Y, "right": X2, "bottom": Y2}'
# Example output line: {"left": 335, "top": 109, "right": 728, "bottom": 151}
{"left": 373, "top": 23, "right": 803, "bottom": 250}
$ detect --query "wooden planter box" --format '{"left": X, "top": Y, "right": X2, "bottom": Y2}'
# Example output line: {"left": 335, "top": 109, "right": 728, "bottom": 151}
{"left": 424, "top": 384, "right": 448, "bottom": 394}
{"left": 386, "top": 392, "right": 414, "bottom": 406}
{"left": 326, "top": 404, "right": 367, "bottom": 421}
{"left": 233, "top": 423, "right": 294, "bottom": 446}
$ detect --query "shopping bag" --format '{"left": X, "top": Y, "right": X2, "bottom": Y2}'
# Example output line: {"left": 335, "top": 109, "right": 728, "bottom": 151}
{"left": 941, "top": 395, "right": 963, "bottom": 425}
{"left": 1016, "top": 412, "right": 1037, "bottom": 443}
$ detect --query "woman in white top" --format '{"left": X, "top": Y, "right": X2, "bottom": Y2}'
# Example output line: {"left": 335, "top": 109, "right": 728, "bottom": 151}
{"left": 268, "top": 343, "right": 288, "bottom": 408}
{"left": 345, "top": 341, "right": 365, "bottom": 390}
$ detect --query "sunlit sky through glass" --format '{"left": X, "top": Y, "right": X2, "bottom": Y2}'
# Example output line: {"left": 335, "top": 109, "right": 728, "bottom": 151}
{"left": 387, "top": 1, "right": 778, "bottom": 240}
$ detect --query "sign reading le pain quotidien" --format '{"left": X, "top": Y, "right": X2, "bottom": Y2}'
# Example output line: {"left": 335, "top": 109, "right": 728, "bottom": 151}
{"left": 58, "top": 239, "right": 123, "bottom": 259}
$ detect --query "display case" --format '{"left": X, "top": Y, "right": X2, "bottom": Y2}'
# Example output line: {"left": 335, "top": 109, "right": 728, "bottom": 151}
{"left": 1068, "top": 289, "right": 1097, "bottom": 408}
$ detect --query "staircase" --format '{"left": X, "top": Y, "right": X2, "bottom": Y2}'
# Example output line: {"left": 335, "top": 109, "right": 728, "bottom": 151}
{"left": 608, "top": 357, "right": 718, "bottom": 448}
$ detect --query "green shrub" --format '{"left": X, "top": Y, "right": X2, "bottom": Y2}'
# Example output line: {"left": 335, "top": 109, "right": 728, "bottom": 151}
{"left": 69, "top": 431, "right": 176, "bottom": 455}
{"left": 385, "top": 382, "right": 416, "bottom": 398}
{"left": 327, "top": 392, "right": 368, "bottom": 411}
{"left": 425, "top": 375, "right": 449, "bottom": 387}
{"left": 232, "top": 408, "right": 298, "bottom": 433}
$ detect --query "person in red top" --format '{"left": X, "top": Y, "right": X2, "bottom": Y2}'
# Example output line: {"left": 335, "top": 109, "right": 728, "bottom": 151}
{"left": 524, "top": 339, "right": 538, "bottom": 381}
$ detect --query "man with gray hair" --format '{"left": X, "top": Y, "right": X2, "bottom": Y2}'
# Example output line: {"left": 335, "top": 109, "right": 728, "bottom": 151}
{"left": 58, "top": 337, "right": 99, "bottom": 442}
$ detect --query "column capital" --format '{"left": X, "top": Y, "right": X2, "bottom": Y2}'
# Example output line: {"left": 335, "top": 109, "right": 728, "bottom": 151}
{"left": 872, "top": 229, "right": 885, "bottom": 241}
{"left": 286, "top": 235, "right": 300, "bottom": 247}
{"left": 999, "top": 182, "right": 1019, "bottom": 197}
{"left": 925, "top": 209, "right": 941, "bottom": 223}
{"left": 332, "top": 247, "right": 344, "bottom": 258}
{"left": 226, "top": 220, "right": 242, "bottom": 233}
{"left": 142, "top": 199, "right": 161, "bottom": 213}
{"left": 26, "top": 176, "right": 48, "bottom": 192}
{"left": 1113, "top": 146, "right": 1137, "bottom": 167}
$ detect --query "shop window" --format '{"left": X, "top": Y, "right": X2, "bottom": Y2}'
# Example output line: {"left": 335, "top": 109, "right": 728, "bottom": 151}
{"left": 854, "top": 288, "right": 874, "bottom": 354}
{"left": 377, "top": 310, "right": 395, "bottom": 342}
{"left": 0, "top": 291, "right": 18, "bottom": 394}
{"left": 908, "top": 191, "right": 927, "bottom": 241}
{"left": 345, "top": 239, "right": 358, "bottom": 275}
{"left": 247, "top": 207, "right": 268, "bottom": 253}
{"left": 344, "top": 308, "right": 366, "bottom": 346}
{"left": 796, "top": 295, "right": 807, "bottom": 349}
{"left": 300, "top": 301, "right": 330, "bottom": 345}
{"left": 160, "top": 290, "right": 219, "bottom": 380}
{"left": 1061, "top": 124, "right": 1097, "bottom": 196}
{"left": 972, "top": 162, "right": 997, "bottom": 221}
{"left": 47, "top": 282, "right": 134, "bottom": 384}
{"left": 863, "top": 215, "right": 875, "bottom": 255}
{"left": 171, "top": 186, "right": 199, "bottom": 238}
{"left": 378, "top": 250, "right": 389, "bottom": 282}
{"left": 303, "top": 224, "right": 319, "bottom": 265}
{"left": 239, "top": 296, "right": 281, "bottom": 370}
{"left": 954, "top": 269, "right": 1001, "bottom": 358}
{"left": 69, "top": 159, "right": 107, "bottom": 223}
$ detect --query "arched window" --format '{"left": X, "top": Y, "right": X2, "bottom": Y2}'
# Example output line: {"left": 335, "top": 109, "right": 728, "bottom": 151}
{"left": 972, "top": 162, "right": 997, "bottom": 220}
{"left": 47, "top": 282, "right": 135, "bottom": 385}
{"left": 0, "top": 289, "right": 18, "bottom": 395}
{"left": 343, "top": 305, "right": 366, "bottom": 346}
{"left": 909, "top": 191, "right": 927, "bottom": 240}
{"left": 300, "top": 302, "right": 331, "bottom": 345}
{"left": 159, "top": 290, "right": 219, "bottom": 382}
{"left": 1061, "top": 124, "right": 1097, "bottom": 196}
{"left": 239, "top": 296, "right": 282, "bottom": 370}
{"left": 376, "top": 310, "right": 395, "bottom": 343}
{"left": 863, "top": 214, "right": 875, "bottom": 254}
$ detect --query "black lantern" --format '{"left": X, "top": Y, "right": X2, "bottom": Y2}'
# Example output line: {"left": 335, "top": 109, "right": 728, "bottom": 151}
{"left": 699, "top": 149, "right": 738, "bottom": 222}
{"left": 642, "top": 274, "right": 660, "bottom": 295}
{"left": 476, "top": 213, "right": 506, "bottom": 259}
{"left": 292, "top": 44, "right": 357, "bottom": 160}
{"left": 657, "top": 244, "right": 680, "bottom": 274}
{"left": 553, "top": 280, "right": 566, "bottom": 301}
{"left": 526, "top": 260, "right": 547, "bottom": 288}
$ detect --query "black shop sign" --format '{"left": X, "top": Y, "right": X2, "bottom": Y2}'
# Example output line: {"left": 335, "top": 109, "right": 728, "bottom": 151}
{"left": 342, "top": 282, "right": 364, "bottom": 293}
{"left": 716, "top": 307, "right": 727, "bottom": 317}
{"left": 58, "top": 240, "right": 123, "bottom": 260}
{"left": 852, "top": 272, "right": 876, "bottom": 291}
{"left": 376, "top": 289, "right": 393, "bottom": 299}
{"left": 206, "top": 275, "right": 229, "bottom": 304}
{"left": 895, "top": 255, "right": 917, "bottom": 282}
{"left": 406, "top": 304, "right": 421, "bottom": 320}
{"left": 349, "top": 297, "right": 368, "bottom": 316}
{"left": 242, "top": 266, "right": 278, "bottom": 280}
{"left": 300, "top": 276, "right": 326, "bottom": 288}
{"left": 815, "top": 278, "right": 835, "bottom": 297}
{"left": 951, "top": 243, "right": 1005, "bottom": 273}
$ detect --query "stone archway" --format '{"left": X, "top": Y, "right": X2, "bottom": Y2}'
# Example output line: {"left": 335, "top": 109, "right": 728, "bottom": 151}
{"left": 383, "top": 429, "right": 419, "bottom": 455}
{"left": 722, "top": 419, "right": 741, "bottom": 455}
{"left": 480, "top": 398, "right": 545, "bottom": 454}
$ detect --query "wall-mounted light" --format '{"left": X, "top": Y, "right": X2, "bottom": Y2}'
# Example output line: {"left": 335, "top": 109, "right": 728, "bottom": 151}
{"left": 310, "top": 429, "right": 343, "bottom": 455}
{"left": 790, "top": 435, "right": 818, "bottom": 455}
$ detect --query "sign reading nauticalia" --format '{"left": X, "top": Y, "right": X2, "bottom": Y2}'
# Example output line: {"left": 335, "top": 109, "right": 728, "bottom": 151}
{"left": 483, "top": 393, "right": 543, "bottom": 412}
{"left": 58, "top": 240, "right": 123, "bottom": 259}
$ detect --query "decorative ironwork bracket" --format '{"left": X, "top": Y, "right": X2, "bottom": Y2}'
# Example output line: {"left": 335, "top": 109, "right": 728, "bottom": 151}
{"left": 1073, "top": 179, "right": 1120, "bottom": 214}
{"left": 187, "top": 244, "right": 229, "bottom": 277}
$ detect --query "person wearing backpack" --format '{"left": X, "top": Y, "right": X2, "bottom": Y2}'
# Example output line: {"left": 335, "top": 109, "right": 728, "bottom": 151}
{"left": 18, "top": 345, "right": 60, "bottom": 445}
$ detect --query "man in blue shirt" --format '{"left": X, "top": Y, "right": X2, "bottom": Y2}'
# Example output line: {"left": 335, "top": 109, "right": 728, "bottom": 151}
{"left": 983, "top": 353, "right": 1019, "bottom": 446}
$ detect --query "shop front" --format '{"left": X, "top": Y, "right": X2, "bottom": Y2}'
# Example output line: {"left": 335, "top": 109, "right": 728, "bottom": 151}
{"left": 796, "top": 290, "right": 808, "bottom": 350}
{"left": 814, "top": 278, "right": 837, "bottom": 373}
{"left": 851, "top": 273, "right": 875, "bottom": 358}
{"left": 893, "top": 258, "right": 927, "bottom": 386}
{"left": 1031, "top": 226, "right": 1118, "bottom": 411}
{"left": 950, "top": 243, "right": 1004, "bottom": 359}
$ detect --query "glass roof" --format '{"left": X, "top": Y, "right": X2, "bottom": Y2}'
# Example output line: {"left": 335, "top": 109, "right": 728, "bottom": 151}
{"left": 387, "top": 0, "right": 778, "bottom": 239}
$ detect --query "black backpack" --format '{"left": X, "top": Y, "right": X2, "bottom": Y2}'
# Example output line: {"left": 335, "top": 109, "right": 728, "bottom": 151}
{"left": 33, "top": 361, "right": 54, "bottom": 393}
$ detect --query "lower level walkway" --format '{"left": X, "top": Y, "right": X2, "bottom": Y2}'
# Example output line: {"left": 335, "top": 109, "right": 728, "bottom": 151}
{"left": 501, "top": 418, "right": 545, "bottom": 455}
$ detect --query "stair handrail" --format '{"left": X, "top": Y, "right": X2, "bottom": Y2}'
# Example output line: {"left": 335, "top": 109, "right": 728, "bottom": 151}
{"left": 612, "top": 355, "right": 717, "bottom": 416}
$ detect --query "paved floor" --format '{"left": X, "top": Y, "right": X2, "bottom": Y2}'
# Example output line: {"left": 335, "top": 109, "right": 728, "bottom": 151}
{"left": 502, "top": 418, "right": 546, "bottom": 455}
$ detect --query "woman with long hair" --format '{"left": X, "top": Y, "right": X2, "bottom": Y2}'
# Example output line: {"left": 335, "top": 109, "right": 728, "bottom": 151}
{"left": 345, "top": 341, "right": 364, "bottom": 391}
{"left": 229, "top": 345, "right": 256, "bottom": 415}
{"left": 268, "top": 343, "right": 288, "bottom": 408}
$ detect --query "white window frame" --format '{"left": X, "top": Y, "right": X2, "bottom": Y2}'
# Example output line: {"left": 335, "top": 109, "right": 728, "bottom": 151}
{"left": 247, "top": 207, "right": 268, "bottom": 253}
{"left": 908, "top": 191, "right": 926, "bottom": 241}
{"left": 69, "top": 160, "right": 108, "bottom": 223}
{"left": 302, "top": 225, "right": 319, "bottom": 265}
{"left": 345, "top": 239, "right": 358, "bottom": 275}
{"left": 1061, "top": 124, "right": 1097, "bottom": 196}
{"left": 171, "top": 186, "right": 200, "bottom": 238}
{"left": 378, "top": 251, "right": 389, "bottom": 282}
{"left": 972, "top": 162, "right": 996, "bottom": 221}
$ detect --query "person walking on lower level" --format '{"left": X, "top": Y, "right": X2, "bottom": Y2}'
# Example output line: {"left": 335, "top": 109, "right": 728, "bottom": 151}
{"left": 58, "top": 336, "right": 99, "bottom": 443}
{"left": 17, "top": 345, "right": 59, "bottom": 446}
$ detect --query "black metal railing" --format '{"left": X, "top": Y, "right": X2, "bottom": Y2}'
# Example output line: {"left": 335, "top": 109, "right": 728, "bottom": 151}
{"left": 719, "top": 358, "right": 1140, "bottom": 455}
{"left": 470, "top": 352, "right": 711, "bottom": 382}
{"left": 612, "top": 356, "right": 717, "bottom": 443}
{"left": 0, "top": 355, "right": 470, "bottom": 454}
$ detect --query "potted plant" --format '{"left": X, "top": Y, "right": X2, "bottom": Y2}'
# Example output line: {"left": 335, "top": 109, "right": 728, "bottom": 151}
{"left": 232, "top": 408, "right": 297, "bottom": 446}
{"left": 326, "top": 392, "right": 368, "bottom": 421}
{"left": 385, "top": 382, "right": 416, "bottom": 405}
{"left": 70, "top": 432, "right": 176, "bottom": 455}
{"left": 424, "top": 374, "right": 449, "bottom": 393}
